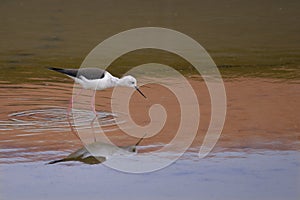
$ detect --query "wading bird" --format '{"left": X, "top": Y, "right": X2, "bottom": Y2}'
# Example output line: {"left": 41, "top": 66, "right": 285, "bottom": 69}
{"left": 48, "top": 67, "right": 146, "bottom": 114}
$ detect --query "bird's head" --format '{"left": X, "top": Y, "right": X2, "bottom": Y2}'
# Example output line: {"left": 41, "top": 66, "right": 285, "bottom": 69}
{"left": 119, "top": 75, "right": 146, "bottom": 98}
{"left": 119, "top": 75, "right": 137, "bottom": 87}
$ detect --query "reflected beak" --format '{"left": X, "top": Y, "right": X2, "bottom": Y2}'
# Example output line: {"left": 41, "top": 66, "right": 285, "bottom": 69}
{"left": 134, "top": 86, "right": 147, "bottom": 98}
{"left": 135, "top": 133, "right": 147, "bottom": 146}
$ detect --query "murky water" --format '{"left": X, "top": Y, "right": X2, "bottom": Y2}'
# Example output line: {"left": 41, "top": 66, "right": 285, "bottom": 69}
{"left": 1, "top": 0, "right": 300, "bottom": 199}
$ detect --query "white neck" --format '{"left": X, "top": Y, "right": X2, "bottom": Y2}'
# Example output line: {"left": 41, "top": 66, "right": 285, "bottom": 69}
{"left": 116, "top": 77, "right": 129, "bottom": 87}
{"left": 105, "top": 73, "right": 132, "bottom": 88}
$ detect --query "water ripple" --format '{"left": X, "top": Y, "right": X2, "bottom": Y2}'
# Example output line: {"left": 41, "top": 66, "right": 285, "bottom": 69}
{"left": 0, "top": 107, "right": 126, "bottom": 133}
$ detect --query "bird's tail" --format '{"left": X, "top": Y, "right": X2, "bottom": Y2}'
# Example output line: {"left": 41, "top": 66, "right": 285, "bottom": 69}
{"left": 47, "top": 67, "right": 64, "bottom": 73}
{"left": 47, "top": 158, "right": 70, "bottom": 165}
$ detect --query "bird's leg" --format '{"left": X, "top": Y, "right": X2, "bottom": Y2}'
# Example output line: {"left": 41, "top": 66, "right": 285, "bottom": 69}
{"left": 67, "top": 88, "right": 84, "bottom": 116}
{"left": 66, "top": 89, "right": 83, "bottom": 140}
{"left": 91, "top": 90, "right": 97, "bottom": 115}
{"left": 90, "top": 90, "right": 98, "bottom": 142}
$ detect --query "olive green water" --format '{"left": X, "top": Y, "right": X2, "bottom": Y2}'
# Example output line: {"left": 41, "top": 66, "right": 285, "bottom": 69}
{"left": 1, "top": 0, "right": 300, "bottom": 82}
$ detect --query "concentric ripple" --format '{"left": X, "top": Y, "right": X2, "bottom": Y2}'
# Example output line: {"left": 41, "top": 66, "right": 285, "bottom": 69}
{"left": 0, "top": 107, "right": 126, "bottom": 133}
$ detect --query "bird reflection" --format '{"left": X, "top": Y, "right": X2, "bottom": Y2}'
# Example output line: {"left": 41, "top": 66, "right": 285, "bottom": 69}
{"left": 48, "top": 136, "right": 144, "bottom": 165}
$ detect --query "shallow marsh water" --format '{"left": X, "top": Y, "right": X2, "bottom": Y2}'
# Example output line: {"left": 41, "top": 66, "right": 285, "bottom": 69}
{"left": 1, "top": 0, "right": 300, "bottom": 199}
{"left": 0, "top": 77, "right": 299, "bottom": 200}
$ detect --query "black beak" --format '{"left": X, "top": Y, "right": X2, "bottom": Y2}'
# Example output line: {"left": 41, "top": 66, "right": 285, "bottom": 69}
{"left": 135, "top": 134, "right": 147, "bottom": 146}
{"left": 134, "top": 86, "right": 147, "bottom": 98}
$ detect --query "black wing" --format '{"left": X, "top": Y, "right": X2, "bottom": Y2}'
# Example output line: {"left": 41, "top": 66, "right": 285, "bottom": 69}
{"left": 48, "top": 67, "right": 106, "bottom": 80}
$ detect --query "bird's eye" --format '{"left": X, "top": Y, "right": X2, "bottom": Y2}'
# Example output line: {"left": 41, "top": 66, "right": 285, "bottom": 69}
{"left": 131, "top": 81, "right": 135, "bottom": 84}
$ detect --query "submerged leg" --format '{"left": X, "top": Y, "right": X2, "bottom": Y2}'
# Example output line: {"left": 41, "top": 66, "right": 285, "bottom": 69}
{"left": 90, "top": 115, "right": 98, "bottom": 142}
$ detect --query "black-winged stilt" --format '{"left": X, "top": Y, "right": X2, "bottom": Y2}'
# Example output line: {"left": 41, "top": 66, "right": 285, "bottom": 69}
{"left": 48, "top": 67, "right": 146, "bottom": 114}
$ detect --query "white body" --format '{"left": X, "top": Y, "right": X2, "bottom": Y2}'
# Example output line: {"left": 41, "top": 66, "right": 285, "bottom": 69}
{"left": 69, "top": 71, "right": 115, "bottom": 90}
{"left": 69, "top": 71, "right": 137, "bottom": 91}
